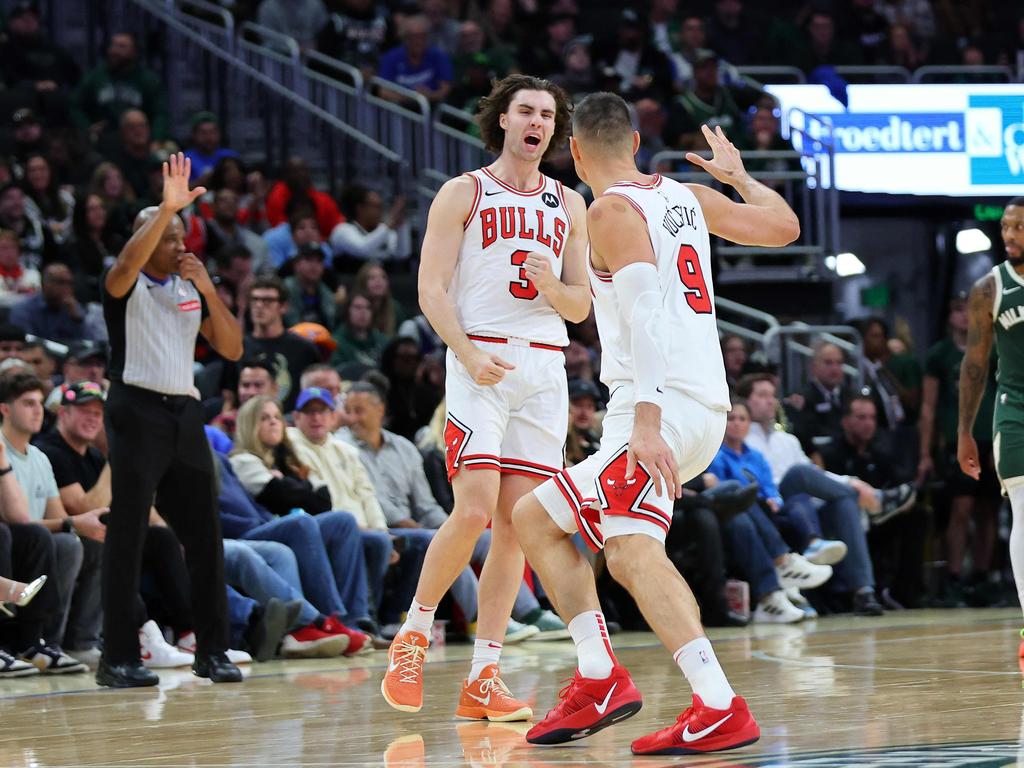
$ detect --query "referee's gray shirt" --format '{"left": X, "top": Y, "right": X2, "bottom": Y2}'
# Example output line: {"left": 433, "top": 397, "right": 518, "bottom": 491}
{"left": 102, "top": 270, "right": 209, "bottom": 395}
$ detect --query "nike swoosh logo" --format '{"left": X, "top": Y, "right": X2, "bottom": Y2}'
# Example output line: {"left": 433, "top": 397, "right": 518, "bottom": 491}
{"left": 141, "top": 651, "right": 152, "bottom": 660}
{"left": 484, "top": 190, "right": 503, "bottom": 196}
{"left": 487, "top": 642, "right": 501, "bottom": 649}
{"left": 466, "top": 691, "right": 491, "bottom": 706}
{"left": 681, "top": 712, "right": 733, "bottom": 743}
{"left": 388, "top": 658, "right": 401, "bottom": 672}
{"left": 594, "top": 682, "right": 617, "bottom": 715}
{"left": 1005, "top": 286, "right": 1021, "bottom": 294}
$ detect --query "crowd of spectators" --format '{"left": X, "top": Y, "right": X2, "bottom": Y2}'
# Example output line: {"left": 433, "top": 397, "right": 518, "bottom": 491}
{"left": 0, "top": 0, "right": 1021, "bottom": 677}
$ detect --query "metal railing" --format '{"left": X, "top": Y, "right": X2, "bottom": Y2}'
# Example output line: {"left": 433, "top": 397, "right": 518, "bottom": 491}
{"left": 913, "top": 65, "right": 1015, "bottom": 83}
{"left": 834, "top": 65, "right": 913, "bottom": 83}
{"left": 763, "top": 324, "right": 865, "bottom": 395}
{"left": 736, "top": 66, "right": 806, "bottom": 84}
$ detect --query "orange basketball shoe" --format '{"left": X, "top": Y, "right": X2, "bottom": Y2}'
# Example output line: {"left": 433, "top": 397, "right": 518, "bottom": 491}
{"left": 381, "top": 630, "right": 428, "bottom": 713}
{"left": 383, "top": 734, "right": 425, "bottom": 768}
{"left": 455, "top": 664, "right": 533, "bottom": 722}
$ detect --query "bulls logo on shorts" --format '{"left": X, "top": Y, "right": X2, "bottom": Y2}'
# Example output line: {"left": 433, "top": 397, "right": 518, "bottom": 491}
{"left": 444, "top": 415, "right": 472, "bottom": 480}
{"left": 594, "top": 448, "right": 671, "bottom": 534}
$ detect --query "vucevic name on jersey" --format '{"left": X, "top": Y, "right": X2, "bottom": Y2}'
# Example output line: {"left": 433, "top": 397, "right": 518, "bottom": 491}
{"left": 450, "top": 167, "right": 572, "bottom": 347}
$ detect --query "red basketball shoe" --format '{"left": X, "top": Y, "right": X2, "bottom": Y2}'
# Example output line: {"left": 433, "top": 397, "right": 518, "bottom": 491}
{"left": 630, "top": 694, "right": 760, "bottom": 756}
{"left": 526, "top": 664, "right": 642, "bottom": 745}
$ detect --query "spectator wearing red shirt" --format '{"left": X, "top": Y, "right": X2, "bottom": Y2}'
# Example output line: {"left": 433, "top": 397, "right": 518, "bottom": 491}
{"left": 264, "top": 158, "right": 342, "bottom": 239}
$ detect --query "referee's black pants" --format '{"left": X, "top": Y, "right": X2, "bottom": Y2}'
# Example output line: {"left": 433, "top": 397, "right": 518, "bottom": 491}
{"left": 102, "top": 383, "right": 229, "bottom": 664}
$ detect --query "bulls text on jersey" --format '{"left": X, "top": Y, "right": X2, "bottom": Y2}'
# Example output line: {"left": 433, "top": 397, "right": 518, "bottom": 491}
{"left": 479, "top": 206, "right": 567, "bottom": 258}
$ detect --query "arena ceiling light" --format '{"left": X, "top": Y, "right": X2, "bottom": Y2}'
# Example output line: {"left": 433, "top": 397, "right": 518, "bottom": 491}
{"left": 955, "top": 228, "right": 992, "bottom": 254}
{"left": 827, "top": 252, "right": 866, "bottom": 277}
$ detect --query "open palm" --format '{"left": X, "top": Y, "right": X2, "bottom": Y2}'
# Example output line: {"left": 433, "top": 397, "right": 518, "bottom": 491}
{"left": 162, "top": 152, "right": 206, "bottom": 212}
{"left": 685, "top": 124, "right": 747, "bottom": 185}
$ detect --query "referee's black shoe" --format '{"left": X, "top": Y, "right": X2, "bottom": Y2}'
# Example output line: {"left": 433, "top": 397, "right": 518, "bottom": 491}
{"left": 96, "top": 658, "right": 160, "bottom": 688}
{"left": 193, "top": 652, "right": 243, "bottom": 683}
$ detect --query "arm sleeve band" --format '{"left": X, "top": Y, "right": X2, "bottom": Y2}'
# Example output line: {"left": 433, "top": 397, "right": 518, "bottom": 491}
{"left": 611, "top": 261, "right": 667, "bottom": 408}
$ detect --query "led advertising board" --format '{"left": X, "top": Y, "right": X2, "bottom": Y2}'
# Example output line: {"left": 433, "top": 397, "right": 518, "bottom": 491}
{"left": 765, "top": 84, "right": 1024, "bottom": 196}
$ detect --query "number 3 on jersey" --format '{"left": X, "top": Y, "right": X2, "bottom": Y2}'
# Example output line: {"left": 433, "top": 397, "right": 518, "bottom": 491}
{"left": 677, "top": 244, "right": 712, "bottom": 314}
{"left": 509, "top": 249, "right": 538, "bottom": 300}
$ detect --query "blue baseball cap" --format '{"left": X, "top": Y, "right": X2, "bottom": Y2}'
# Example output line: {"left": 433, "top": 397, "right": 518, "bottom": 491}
{"left": 295, "top": 387, "right": 334, "bottom": 412}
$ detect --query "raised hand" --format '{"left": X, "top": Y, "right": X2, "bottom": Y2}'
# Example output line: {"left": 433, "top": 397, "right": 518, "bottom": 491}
{"left": 685, "top": 125, "right": 748, "bottom": 186}
{"left": 161, "top": 152, "right": 206, "bottom": 213}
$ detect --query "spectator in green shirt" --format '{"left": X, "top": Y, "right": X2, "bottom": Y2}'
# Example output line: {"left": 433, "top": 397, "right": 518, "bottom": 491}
{"left": 665, "top": 50, "right": 748, "bottom": 153}
{"left": 331, "top": 292, "right": 387, "bottom": 370}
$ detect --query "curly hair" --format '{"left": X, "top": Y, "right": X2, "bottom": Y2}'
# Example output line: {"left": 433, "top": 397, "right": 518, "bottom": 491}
{"left": 475, "top": 74, "right": 573, "bottom": 160}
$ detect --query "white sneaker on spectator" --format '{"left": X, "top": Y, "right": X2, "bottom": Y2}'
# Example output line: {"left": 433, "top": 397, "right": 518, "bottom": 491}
{"left": 752, "top": 590, "right": 805, "bottom": 624}
{"left": 785, "top": 587, "right": 819, "bottom": 619}
{"left": 19, "top": 643, "right": 87, "bottom": 673}
{"left": 140, "top": 621, "right": 194, "bottom": 668}
{"left": 802, "top": 538, "right": 847, "bottom": 566}
{"left": 69, "top": 646, "right": 103, "bottom": 668}
{"left": 504, "top": 618, "right": 540, "bottom": 644}
{"left": 176, "top": 631, "right": 197, "bottom": 654}
{"left": 227, "top": 649, "right": 253, "bottom": 665}
{"left": 0, "top": 649, "right": 38, "bottom": 677}
{"left": 776, "top": 553, "right": 832, "bottom": 590}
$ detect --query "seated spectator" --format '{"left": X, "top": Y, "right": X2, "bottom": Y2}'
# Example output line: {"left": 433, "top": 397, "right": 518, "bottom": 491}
{"left": 88, "top": 162, "right": 136, "bottom": 240}
{"left": 212, "top": 245, "right": 256, "bottom": 320}
{"left": 73, "top": 32, "right": 168, "bottom": 142}
{"left": 565, "top": 379, "right": 601, "bottom": 466}
{"left": 20, "top": 341, "right": 57, "bottom": 389}
{"left": 228, "top": 395, "right": 372, "bottom": 651}
{"left": 843, "top": 0, "right": 890, "bottom": 65}
{"left": 876, "top": 0, "right": 936, "bottom": 59}
{"left": 317, "top": 0, "right": 394, "bottom": 76}
{"left": 338, "top": 382, "right": 490, "bottom": 633}
{"left": 21, "top": 155, "right": 74, "bottom": 247}
{"left": 257, "top": 0, "right": 329, "bottom": 49}
{"left": 878, "top": 22, "right": 924, "bottom": 71}
{"left": 289, "top": 323, "right": 338, "bottom": 364}
{"left": 10, "top": 263, "right": 90, "bottom": 343}
{"left": 793, "top": 341, "right": 852, "bottom": 453}
{"left": 70, "top": 193, "right": 124, "bottom": 302}
{"left": 656, "top": 12, "right": 742, "bottom": 90}
{"left": 264, "top": 196, "right": 333, "bottom": 271}
{"left": 0, "top": 372, "right": 106, "bottom": 670}
{"left": 0, "top": 519, "right": 60, "bottom": 676}
{"left": 282, "top": 244, "right": 336, "bottom": 329}
{"left": 265, "top": 157, "right": 342, "bottom": 239}
{"left": 378, "top": 14, "right": 453, "bottom": 106}
{"left": 450, "top": 20, "right": 513, "bottom": 88}
{"left": 379, "top": 339, "right": 443, "bottom": 441}
{"left": 298, "top": 364, "right": 352, "bottom": 431}
{"left": 201, "top": 157, "right": 269, "bottom": 233}
{"left": 331, "top": 292, "right": 387, "bottom": 370}
{"left": 242, "top": 277, "right": 320, "bottom": 411}
{"left": 355, "top": 260, "right": 406, "bottom": 336}
{"left": 396, "top": 312, "right": 443, "bottom": 358}
{"left": 919, "top": 295, "right": 1001, "bottom": 606}
{"left": 705, "top": 0, "right": 764, "bottom": 66}
{"left": 205, "top": 190, "right": 269, "bottom": 273}
{"left": 820, "top": 397, "right": 926, "bottom": 609}
{"left": 0, "top": 183, "right": 57, "bottom": 270}
{"left": 0, "top": 324, "right": 26, "bottom": 363}
{"left": 101, "top": 109, "right": 160, "bottom": 204}
{"left": 633, "top": 98, "right": 669, "bottom": 174}
{"left": 743, "top": 103, "right": 801, "bottom": 188}
{"left": 706, "top": 400, "right": 836, "bottom": 623}
{"left": 549, "top": 35, "right": 596, "bottom": 101}
{"left": 721, "top": 333, "right": 749, "bottom": 392}
{"left": 519, "top": 11, "right": 578, "bottom": 79}
{"left": 593, "top": 9, "right": 674, "bottom": 102}
{"left": 0, "top": 230, "right": 40, "bottom": 309}
{"left": 860, "top": 317, "right": 921, "bottom": 429}
{"left": 288, "top": 387, "right": 392, "bottom": 630}
{"left": 184, "top": 112, "right": 238, "bottom": 184}
{"left": 739, "top": 373, "right": 911, "bottom": 615}
{"left": 45, "top": 340, "right": 110, "bottom": 431}
{"left": 0, "top": 2, "right": 80, "bottom": 96}
{"left": 331, "top": 186, "right": 408, "bottom": 270}
{"left": 665, "top": 50, "right": 747, "bottom": 153}
{"left": 791, "top": 10, "right": 863, "bottom": 73}
{"left": 211, "top": 352, "right": 281, "bottom": 439}
{"left": 8, "top": 109, "right": 48, "bottom": 170}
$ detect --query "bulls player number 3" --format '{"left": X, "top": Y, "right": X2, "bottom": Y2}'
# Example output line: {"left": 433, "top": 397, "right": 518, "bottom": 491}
{"left": 676, "top": 244, "right": 712, "bottom": 314}
{"left": 509, "top": 249, "right": 539, "bottom": 300}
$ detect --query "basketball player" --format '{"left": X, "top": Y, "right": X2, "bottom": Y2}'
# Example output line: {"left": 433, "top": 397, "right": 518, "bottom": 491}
{"left": 958, "top": 196, "right": 1024, "bottom": 659}
{"left": 380, "top": 74, "right": 589, "bottom": 720}
{"left": 512, "top": 92, "right": 800, "bottom": 755}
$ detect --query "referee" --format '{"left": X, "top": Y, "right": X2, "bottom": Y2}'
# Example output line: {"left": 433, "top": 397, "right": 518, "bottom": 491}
{"left": 97, "top": 153, "right": 243, "bottom": 688}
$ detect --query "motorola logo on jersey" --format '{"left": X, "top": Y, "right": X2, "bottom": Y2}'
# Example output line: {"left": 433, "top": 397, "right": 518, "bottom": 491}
{"left": 542, "top": 191, "right": 559, "bottom": 208}
{"left": 479, "top": 206, "right": 567, "bottom": 258}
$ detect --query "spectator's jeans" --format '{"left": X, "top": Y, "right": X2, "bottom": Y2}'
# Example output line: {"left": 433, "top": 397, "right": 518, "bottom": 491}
{"left": 384, "top": 527, "right": 481, "bottom": 626}
{"left": 0, "top": 523, "right": 59, "bottom": 652}
{"left": 222, "top": 540, "right": 319, "bottom": 629}
{"left": 226, "top": 585, "right": 258, "bottom": 650}
{"left": 778, "top": 464, "right": 875, "bottom": 592}
{"left": 48, "top": 532, "right": 102, "bottom": 650}
{"left": 723, "top": 509, "right": 783, "bottom": 602}
{"left": 242, "top": 510, "right": 370, "bottom": 623}
{"left": 360, "top": 529, "right": 393, "bottom": 618}
{"left": 773, "top": 492, "right": 822, "bottom": 548}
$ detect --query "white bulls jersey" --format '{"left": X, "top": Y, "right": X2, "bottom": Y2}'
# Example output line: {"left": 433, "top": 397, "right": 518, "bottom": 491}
{"left": 589, "top": 175, "right": 730, "bottom": 411}
{"left": 450, "top": 167, "right": 572, "bottom": 347}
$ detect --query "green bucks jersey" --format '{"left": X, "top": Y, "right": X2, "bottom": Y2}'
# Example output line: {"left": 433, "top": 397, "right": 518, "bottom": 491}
{"left": 993, "top": 262, "right": 1024, "bottom": 396}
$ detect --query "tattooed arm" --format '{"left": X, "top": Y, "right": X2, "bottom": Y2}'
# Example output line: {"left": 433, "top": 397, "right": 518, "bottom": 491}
{"left": 957, "top": 273, "right": 995, "bottom": 479}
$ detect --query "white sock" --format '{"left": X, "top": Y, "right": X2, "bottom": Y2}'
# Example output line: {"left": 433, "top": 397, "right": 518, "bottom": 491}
{"left": 674, "top": 637, "right": 736, "bottom": 710}
{"left": 1009, "top": 485, "right": 1024, "bottom": 623}
{"left": 469, "top": 638, "right": 502, "bottom": 682}
{"left": 400, "top": 599, "right": 436, "bottom": 637}
{"left": 568, "top": 611, "right": 616, "bottom": 679}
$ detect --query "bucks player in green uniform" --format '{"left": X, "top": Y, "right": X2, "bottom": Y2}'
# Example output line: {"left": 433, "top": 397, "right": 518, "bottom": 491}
{"left": 958, "top": 196, "right": 1024, "bottom": 658}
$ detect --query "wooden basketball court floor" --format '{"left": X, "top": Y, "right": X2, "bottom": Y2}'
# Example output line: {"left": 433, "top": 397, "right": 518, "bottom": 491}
{"left": 3, "top": 608, "right": 1024, "bottom": 767}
